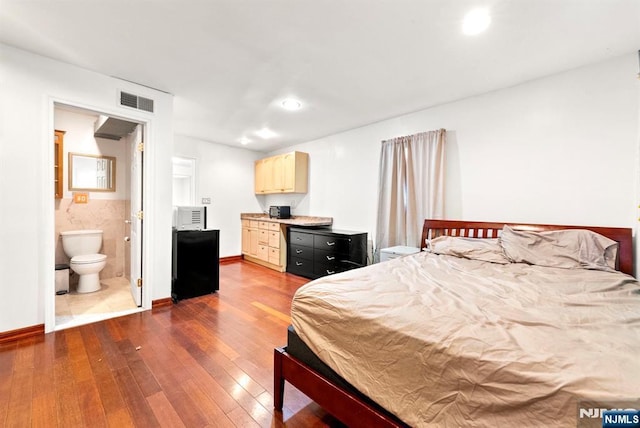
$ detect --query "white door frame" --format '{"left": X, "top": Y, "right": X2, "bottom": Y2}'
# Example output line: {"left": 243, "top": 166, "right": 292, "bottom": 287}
{"left": 130, "top": 125, "right": 143, "bottom": 307}
{"left": 172, "top": 156, "right": 197, "bottom": 206}
{"left": 44, "top": 97, "right": 152, "bottom": 333}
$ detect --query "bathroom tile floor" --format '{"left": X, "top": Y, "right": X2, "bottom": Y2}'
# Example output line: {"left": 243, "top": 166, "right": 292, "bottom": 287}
{"left": 55, "top": 276, "right": 141, "bottom": 330}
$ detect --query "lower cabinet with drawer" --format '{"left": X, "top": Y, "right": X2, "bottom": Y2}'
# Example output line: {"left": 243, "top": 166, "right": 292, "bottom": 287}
{"left": 287, "top": 227, "right": 367, "bottom": 279}
{"left": 242, "top": 219, "right": 286, "bottom": 272}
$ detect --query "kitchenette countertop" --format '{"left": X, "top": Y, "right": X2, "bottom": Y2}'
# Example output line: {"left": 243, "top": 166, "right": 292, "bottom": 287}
{"left": 241, "top": 213, "right": 333, "bottom": 227}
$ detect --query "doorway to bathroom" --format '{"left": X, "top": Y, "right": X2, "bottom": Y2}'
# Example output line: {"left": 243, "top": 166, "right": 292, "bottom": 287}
{"left": 53, "top": 103, "right": 145, "bottom": 330}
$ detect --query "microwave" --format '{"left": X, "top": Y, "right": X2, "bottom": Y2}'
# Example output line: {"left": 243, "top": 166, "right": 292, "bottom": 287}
{"left": 269, "top": 206, "right": 291, "bottom": 219}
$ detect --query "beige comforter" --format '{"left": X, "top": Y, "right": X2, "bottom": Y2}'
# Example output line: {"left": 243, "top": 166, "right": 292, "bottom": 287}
{"left": 291, "top": 252, "right": 640, "bottom": 427}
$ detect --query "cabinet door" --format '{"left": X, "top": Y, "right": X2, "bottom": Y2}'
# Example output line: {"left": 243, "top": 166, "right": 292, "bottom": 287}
{"left": 272, "top": 152, "right": 297, "bottom": 192}
{"left": 268, "top": 247, "right": 280, "bottom": 265}
{"left": 272, "top": 154, "right": 285, "bottom": 191}
{"left": 257, "top": 244, "right": 269, "bottom": 262}
{"left": 242, "top": 227, "right": 251, "bottom": 254}
{"left": 282, "top": 152, "right": 296, "bottom": 192}
{"left": 262, "top": 157, "right": 275, "bottom": 193}
{"left": 173, "top": 230, "right": 220, "bottom": 298}
{"left": 255, "top": 158, "right": 275, "bottom": 193}
{"left": 249, "top": 229, "right": 259, "bottom": 256}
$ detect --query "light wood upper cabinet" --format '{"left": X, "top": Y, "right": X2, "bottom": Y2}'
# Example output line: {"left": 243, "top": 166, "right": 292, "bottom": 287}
{"left": 281, "top": 152, "right": 298, "bottom": 192}
{"left": 255, "top": 156, "right": 276, "bottom": 194}
{"left": 254, "top": 151, "right": 308, "bottom": 194}
{"left": 272, "top": 155, "right": 285, "bottom": 191}
{"left": 54, "top": 130, "right": 65, "bottom": 199}
{"left": 263, "top": 156, "right": 275, "bottom": 192}
{"left": 255, "top": 159, "right": 265, "bottom": 193}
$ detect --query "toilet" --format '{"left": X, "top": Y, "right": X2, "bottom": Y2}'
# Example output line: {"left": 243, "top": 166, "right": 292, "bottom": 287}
{"left": 60, "top": 230, "right": 107, "bottom": 293}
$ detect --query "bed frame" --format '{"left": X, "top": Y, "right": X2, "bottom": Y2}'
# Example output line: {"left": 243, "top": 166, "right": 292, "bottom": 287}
{"left": 419, "top": 219, "right": 633, "bottom": 275}
{"left": 274, "top": 219, "right": 634, "bottom": 426}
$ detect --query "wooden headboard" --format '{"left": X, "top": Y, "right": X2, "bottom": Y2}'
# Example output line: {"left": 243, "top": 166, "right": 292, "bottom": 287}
{"left": 420, "top": 219, "right": 634, "bottom": 276}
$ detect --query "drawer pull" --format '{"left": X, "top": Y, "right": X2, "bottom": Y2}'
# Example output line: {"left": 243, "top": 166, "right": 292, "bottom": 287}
{"left": 326, "top": 270, "right": 335, "bottom": 275}
{"left": 326, "top": 255, "right": 335, "bottom": 261}
{"left": 296, "top": 249, "right": 303, "bottom": 254}
{"left": 326, "top": 241, "right": 336, "bottom": 246}
{"left": 296, "top": 237, "right": 302, "bottom": 241}
{"left": 296, "top": 261, "right": 303, "bottom": 266}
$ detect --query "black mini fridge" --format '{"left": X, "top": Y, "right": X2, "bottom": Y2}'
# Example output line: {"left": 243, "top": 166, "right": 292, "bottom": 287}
{"left": 171, "top": 228, "right": 220, "bottom": 302}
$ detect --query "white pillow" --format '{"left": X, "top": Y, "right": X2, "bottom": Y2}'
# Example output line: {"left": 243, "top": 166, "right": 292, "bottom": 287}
{"left": 429, "top": 236, "right": 510, "bottom": 264}
{"left": 500, "top": 226, "right": 618, "bottom": 271}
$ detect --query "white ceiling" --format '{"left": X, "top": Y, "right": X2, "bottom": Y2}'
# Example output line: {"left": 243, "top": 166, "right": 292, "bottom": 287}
{"left": 1, "top": 0, "right": 639, "bottom": 152}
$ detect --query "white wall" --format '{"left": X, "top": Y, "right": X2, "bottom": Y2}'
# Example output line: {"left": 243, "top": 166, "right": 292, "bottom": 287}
{"left": 266, "top": 54, "right": 639, "bottom": 254}
{"left": 173, "top": 135, "right": 264, "bottom": 257}
{"left": 0, "top": 44, "right": 174, "bottom": 333}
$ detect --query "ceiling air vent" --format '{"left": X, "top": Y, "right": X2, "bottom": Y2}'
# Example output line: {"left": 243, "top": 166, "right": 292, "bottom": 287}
{"left": 137, "top": 96, "right": 154, "bottom": 112}
{"left": 119, "top": 91, "right": 154, "bottom": 113}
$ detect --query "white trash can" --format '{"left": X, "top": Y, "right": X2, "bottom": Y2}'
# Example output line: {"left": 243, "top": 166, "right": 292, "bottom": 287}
{"left": 55, "top": 264, "right": 70, "bottom": 294}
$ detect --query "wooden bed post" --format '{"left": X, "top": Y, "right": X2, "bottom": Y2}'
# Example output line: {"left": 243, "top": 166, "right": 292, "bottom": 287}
{"left": 274, "top": 347, "right": 285, "bottom": 411}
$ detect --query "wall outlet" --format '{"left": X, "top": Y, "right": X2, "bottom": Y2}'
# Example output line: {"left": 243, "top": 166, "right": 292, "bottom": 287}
{"left": 201, "top": 197, "right": 211, "bottom": 204}
{"left": 74, "top": 192, "right": 89, "bottom": 204}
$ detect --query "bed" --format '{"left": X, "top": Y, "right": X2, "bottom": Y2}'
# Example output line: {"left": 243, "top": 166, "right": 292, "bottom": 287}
{"left": 274, "top": 219, "right": 639, "bottom": 427}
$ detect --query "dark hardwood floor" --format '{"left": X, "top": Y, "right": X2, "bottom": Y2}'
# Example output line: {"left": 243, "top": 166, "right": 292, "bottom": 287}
{"left": 0, "top": 261, "right": 346, "bottom": 427}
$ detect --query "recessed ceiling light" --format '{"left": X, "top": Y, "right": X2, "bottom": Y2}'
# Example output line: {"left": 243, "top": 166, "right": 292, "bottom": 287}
{"left": 462, "top": 8, "right": 491, "bottom": 36}
{"left": 239, "top": 137, "right": 251, "bottom": 145}
{"left": 281, "top": 98, "right": 302, "bottom": 111}
{"left": 255, "top": 127, "right": 278, "bottom": 139}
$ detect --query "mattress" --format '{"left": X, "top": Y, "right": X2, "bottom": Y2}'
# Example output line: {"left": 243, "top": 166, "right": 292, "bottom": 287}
{"left": 286, "top": 325, "right": 396, "bottom": 414}
{"left": 286, "top": 325, "right": 350, "bottom": 389}
{"left": 291, "top": 251, "right": 640, "bottom": 427}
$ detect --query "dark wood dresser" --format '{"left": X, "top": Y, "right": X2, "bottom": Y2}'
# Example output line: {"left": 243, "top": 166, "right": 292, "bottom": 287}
{"left": 287, "top": 227, "right": 367, "bottom": 279}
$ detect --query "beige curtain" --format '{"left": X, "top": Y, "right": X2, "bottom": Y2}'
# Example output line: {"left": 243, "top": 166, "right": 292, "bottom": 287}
{"left": 375, "top": 129, "right": 445, "bottom": 260}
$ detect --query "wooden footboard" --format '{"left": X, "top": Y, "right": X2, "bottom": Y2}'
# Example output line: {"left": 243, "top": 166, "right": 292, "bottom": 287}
{"left": 274, "top": 347, "right": 408, "bottom": 428}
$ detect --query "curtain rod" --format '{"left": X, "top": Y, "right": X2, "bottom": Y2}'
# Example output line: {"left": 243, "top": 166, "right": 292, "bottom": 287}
{"left": 381, "top": 128, "right": 446, "bottom": 144}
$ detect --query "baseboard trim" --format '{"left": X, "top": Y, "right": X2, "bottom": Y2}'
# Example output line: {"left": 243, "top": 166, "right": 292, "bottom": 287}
{"left": 0, "top": 324, "right": 45, "bottom": 344}
{"left": 242, "top": 255, "right": 286, "bottom": 272}
{"left": 220, "top": 255, "right": 243, "bottom": 265}
{"left": 152, "top": 297, "right": 173, "bottom": 309}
